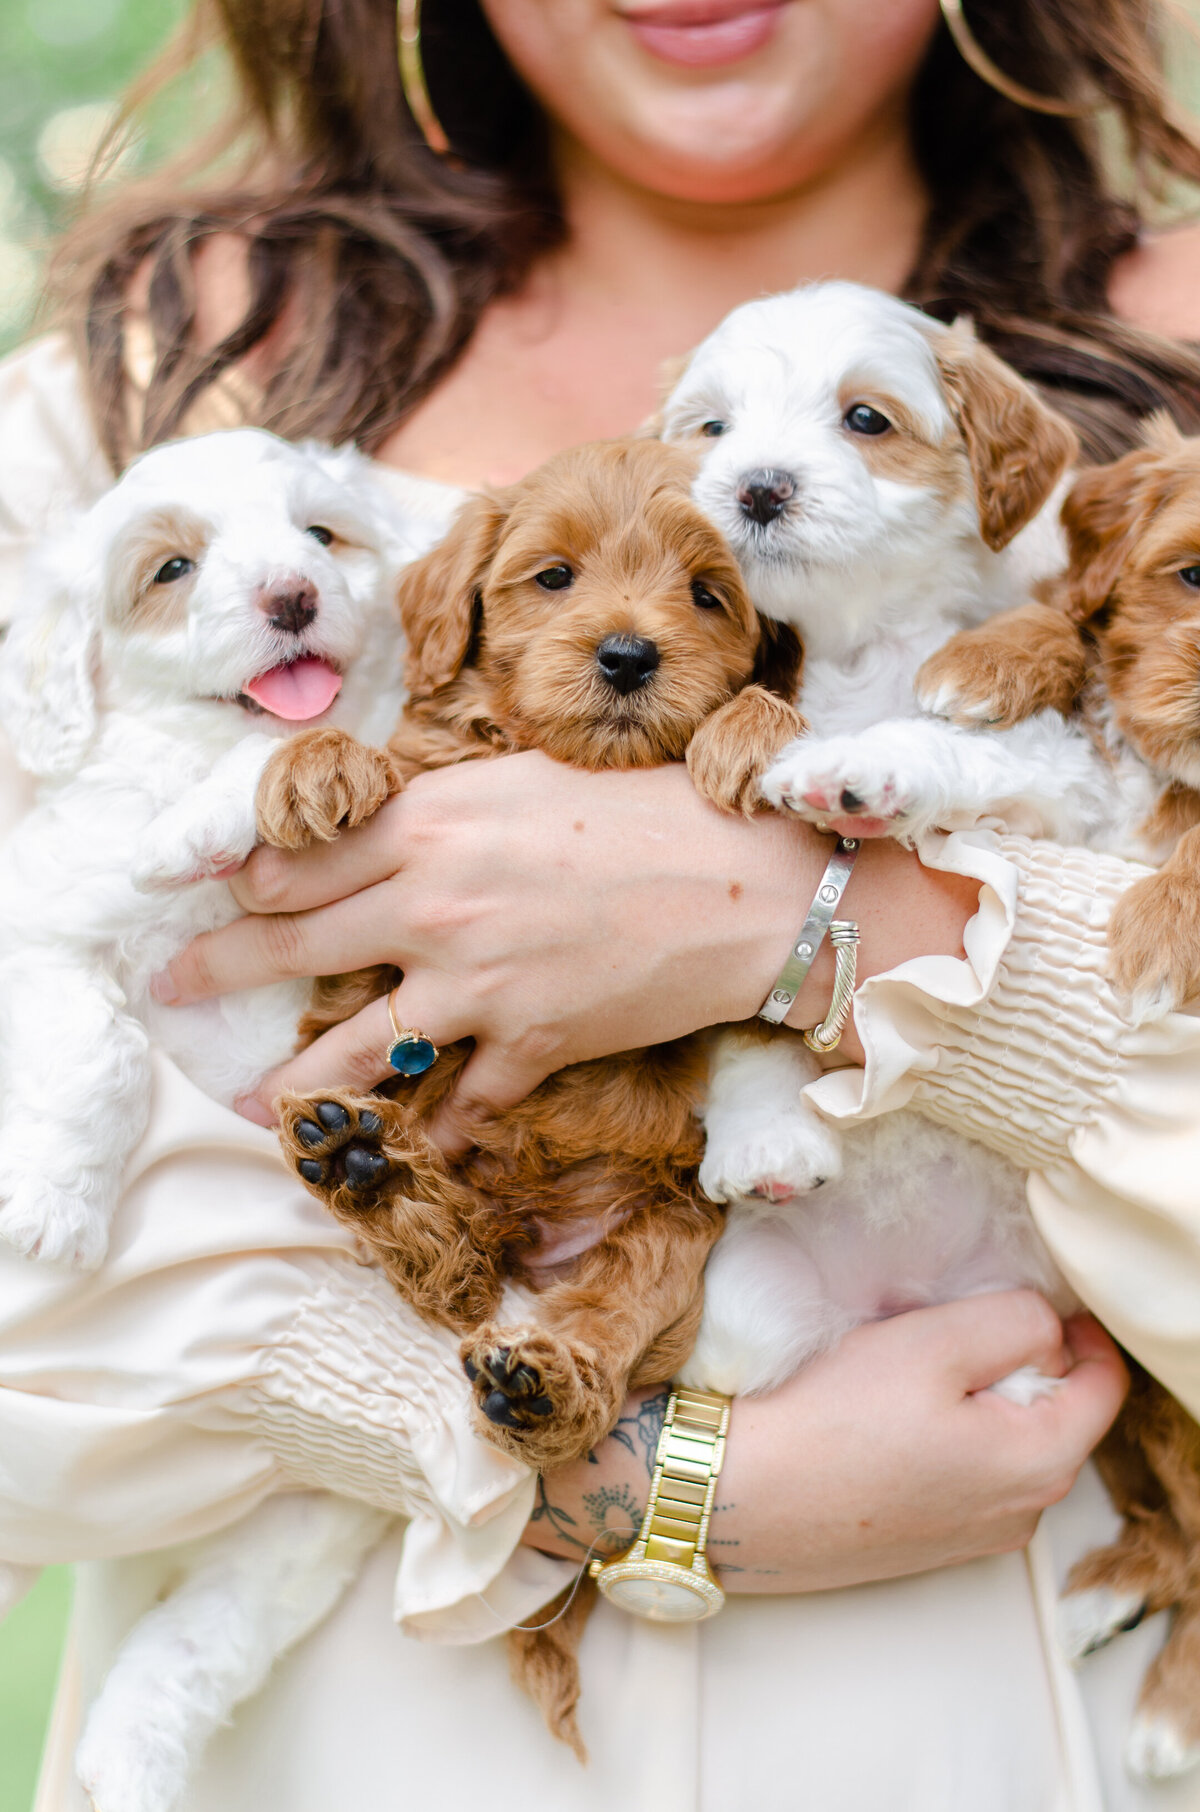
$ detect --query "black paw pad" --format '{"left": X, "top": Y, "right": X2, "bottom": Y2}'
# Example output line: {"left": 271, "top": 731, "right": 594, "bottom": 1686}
{"left": 463, "top": 1357, "right": 479, "bottom": 1382}
{"left": 840, "top": 788, "right": 864, "bottom": 813}
{"left": 343, "top": 1146, "right": 389, "bottom": 1189}
{"left": 296, "top": 1119, "right": 325, "bottom": 1149}
{"left": 316, "top": 1101, "right": 351, "bottom": 1132}
{"left": 298, "top": 1158, "right": 327, "bottom": 1186}
{"left": 359, "top": 1110, "right": 383, "bottom": 1137}
{"left": 483, "top": 1389, "right": 525, "bottom": 1428}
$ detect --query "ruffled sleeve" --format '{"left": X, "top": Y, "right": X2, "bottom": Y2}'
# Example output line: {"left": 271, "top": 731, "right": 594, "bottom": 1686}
{"left": 809, "top": 831, "right": 1200, "bottom": 1418}
{"left": 0, "top": 1052, "right": 570, "bottom": 1641}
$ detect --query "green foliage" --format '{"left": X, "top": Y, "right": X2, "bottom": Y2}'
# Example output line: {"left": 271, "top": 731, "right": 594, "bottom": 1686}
{"left": 0, "top": 1568, "right": 72, "bottom": 1812}
{"left": 0, "top": 0, "right": 191, "bottom": 352}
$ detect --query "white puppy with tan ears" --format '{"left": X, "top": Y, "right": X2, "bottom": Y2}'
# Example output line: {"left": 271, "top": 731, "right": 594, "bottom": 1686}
{"left": 0, "top": 426, "right": 457, "bottom": 1270}
{"left": 0, "top": 427, "right": 460, "bottom": 1812}
{"left": 657, "top": 282, "right": 1108, "bottom": 1400}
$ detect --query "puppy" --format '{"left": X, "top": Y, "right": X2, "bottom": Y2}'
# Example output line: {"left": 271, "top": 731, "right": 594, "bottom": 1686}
{"left": 659, "top": 279, "right": 1104, "bottom": 1209}
{"left": 919, "top": 413, "right": 1200, "bottom": 1018}
{"left": 268, "top": 436, "right": 805, "bottom": 1758}
{"left": 914, "top": 419, "right": 1200, "bottom": 1778}
{"left": 0, "top": 427, "right": 458, "bottom": 1812}
{"left": 276, "top": 437, "right": 805, "bottom": 1474}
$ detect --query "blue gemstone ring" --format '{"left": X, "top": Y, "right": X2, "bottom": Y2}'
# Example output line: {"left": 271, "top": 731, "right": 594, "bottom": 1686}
{"left": 385, "top": 988, "right": 439, "bottom": 1077}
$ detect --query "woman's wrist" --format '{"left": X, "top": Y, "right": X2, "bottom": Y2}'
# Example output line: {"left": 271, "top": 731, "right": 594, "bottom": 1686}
{"left": 777, "top": 835, "right": 980, "bottom": 1067}
{"left": 522, "top": 1301, "right": 1127, "bottom": 1597}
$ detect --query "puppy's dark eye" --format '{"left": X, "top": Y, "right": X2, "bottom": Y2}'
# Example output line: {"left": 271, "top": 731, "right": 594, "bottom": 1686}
{"left": 843, "top": 404, "right": 892, "bottom": 437}
{"left": 1178, "top": 565, "right": 1200, "bottom": 589}
{"left": 153, "top": 557, "right": 196, "bottom": 584}
{"left": 691, "top": 579, "right": 723, "bottom": 610}
{"left": 700, "top": 421, "right": 727, "bottom": 438}
{"left": 535, "top": 563, "right": 574, "bottom": 591}
{"left": 306, "top": 525, "right": 334, "bottom": 546}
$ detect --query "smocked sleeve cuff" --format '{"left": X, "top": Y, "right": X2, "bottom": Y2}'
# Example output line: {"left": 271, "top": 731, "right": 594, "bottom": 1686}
{"left": 241, "top": 1256, "right": 571, "bottom": 1642}
{"left": 808, "top": 831, "right": 1200, "bottom": 1416}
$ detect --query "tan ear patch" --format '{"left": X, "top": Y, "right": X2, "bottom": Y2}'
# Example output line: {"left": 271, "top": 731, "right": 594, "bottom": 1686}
{"left": 934, "top": 323, "right": 1077, "bottom": 551}
{"left": 109, "top": 506, "right": 209, "bottom": 633}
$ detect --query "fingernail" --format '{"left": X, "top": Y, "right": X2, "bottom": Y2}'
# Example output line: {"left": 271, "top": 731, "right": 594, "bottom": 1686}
{"left": 235, "top": 1093, "right": 274, "bottom": 1128}
{"left": 150, "top": 970, "right": 179, "bottom": 1004}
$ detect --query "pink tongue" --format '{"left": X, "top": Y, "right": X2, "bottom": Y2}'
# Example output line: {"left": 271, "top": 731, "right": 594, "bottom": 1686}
{"left": 244, "top": 657, "right": 342, "bottom": 721}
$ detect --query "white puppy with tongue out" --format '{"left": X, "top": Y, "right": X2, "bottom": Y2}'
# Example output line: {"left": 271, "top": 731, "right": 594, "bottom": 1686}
{"left": 0, "top": 428, "right": 450, "bottom": 1270}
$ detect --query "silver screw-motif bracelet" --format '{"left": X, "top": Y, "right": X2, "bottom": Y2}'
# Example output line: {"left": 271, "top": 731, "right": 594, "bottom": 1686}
{"left": 757, "top": 835, "right": 860, "bottom": 1026}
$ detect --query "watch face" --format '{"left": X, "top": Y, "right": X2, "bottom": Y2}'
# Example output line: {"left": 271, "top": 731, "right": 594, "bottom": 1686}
{"left": 606, "top": 1575, "right": 709, "bottom": 1620}
{"left": 601, "top": 1566, "right": 722, "bottom": 1621}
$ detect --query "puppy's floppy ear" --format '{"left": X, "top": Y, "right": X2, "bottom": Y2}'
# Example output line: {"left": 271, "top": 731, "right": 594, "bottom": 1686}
{"left": 935, "top": 319, "right": 1078, "bottom": 552}
{"left": 751, "top": 614, "right": 804, "bottom": 700}
{"left": 397, "top": 493, "right": 507, "bottom": 695}
{"left": 1056, "top": 449, "right": 1167, "bottom": 625}
{"left": 0, "top": 532, "right": 100, "bottom": 778}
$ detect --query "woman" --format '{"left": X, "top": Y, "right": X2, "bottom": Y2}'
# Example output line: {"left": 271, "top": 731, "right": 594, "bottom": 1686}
{"left": 3, "top": 0, "right": 1200, "bottom": 1805}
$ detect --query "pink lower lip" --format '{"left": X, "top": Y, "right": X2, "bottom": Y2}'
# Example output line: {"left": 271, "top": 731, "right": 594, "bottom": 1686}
{"left": 624, "top": 1, "right": 784, "bottom": 67}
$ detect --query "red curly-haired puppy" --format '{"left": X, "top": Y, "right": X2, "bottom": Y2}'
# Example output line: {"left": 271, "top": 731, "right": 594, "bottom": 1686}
{"left": 917, "top": 415, "right": 1200, "bottom": 1780}
{"left": 267, "top": 437, "right": 803, "bottom": 1468}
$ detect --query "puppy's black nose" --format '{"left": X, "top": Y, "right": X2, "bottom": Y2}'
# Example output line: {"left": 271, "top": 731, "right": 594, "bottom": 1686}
{"left": 736, "top": 469, "right": 796, "bottom": 526}
{"left": 261, "top": 582, "right": 318, "bottom": 635}
{"left": 596, "top": 634, "right": 660, "bottom": 695}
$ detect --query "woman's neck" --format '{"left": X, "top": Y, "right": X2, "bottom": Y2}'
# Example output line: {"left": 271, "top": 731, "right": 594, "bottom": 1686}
{"left": 377, "top": 118, "right": 927, "bottom": 488}
{"left": 546, "top": 116, "right": 928, "bottom": 333}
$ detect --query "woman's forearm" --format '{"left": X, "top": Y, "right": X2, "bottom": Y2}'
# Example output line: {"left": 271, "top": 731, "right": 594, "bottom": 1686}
{"left": 523, "top": 1302, "right": 1128, "bottom": 1593}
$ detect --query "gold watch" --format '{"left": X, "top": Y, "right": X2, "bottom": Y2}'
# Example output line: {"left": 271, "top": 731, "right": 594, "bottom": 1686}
{"left": 589, "top": 1386, "right": 729, "bottom": 1621}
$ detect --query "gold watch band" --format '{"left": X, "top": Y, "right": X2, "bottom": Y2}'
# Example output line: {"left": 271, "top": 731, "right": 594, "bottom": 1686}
{"left": 638, "top": 1386, "right": 729, "bottom": 1569}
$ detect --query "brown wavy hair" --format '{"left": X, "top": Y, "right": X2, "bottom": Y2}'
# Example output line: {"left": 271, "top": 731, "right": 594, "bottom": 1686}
{"left": 52, "top": 0, "right": 1200, "bottom": 469}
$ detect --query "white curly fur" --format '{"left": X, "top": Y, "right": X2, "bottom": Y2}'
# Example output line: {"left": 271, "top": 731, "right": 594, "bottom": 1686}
{"left": 664, "top": 285, "right": 1097, "bottom": 1396}
{"left": 0, "top": 427, "right": 461, "bottom": 1812}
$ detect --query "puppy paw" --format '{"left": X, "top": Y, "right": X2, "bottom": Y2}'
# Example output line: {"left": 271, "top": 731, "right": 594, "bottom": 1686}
{"left": 256, "top": 730, "right": 400, "bottom": 851}
{"left": 0, "top": 1171, "right": 110, "bottom": 1270}
{"left": 916, "top": 607, "right": 1087, "bottom": 729}
{"left": 699, "top": 1110, "right": 843, "bottom": 1205}
{"left": 761, "top": 732, "right": 923, "bottom": 837}
{"left": 1126, "top": 1714, "right": 1200, "bottom": 1782}
{"left": 278, "top": 1094, "right": 398, "bottom": 1202}
{"left": 462, "top": 1324, "right": 611, "bottom": 1468}
{"left": 131, "top": 798, "right": 257, "bottom": 892}
{"left": 1108, "top": 867, "right": 1200, "bottom": 1022}
{"left": 1056, "top": 1585, "right": 1147, "bottom": 1664}
{"left": 76, "top": 1717, "right": 186, "bottom": 1812}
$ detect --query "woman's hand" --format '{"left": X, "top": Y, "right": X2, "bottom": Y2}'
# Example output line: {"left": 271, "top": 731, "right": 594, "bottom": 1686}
{"left": 525, "top": 1296, "right": 1128, "bottom": 1591}
{"left": 153, "top": 752, "right": 978, "bottom": 1148}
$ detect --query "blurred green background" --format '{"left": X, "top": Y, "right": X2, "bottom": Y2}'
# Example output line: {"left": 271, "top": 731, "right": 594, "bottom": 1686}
{"left": 3, "top": 2, "right": 1200, "bottom": 1809}
{"left": 2, "top": 1570, "right": 71, "bottom": 1812}
{"left": 0, "top": 0, "right": 190, "bottom": 355}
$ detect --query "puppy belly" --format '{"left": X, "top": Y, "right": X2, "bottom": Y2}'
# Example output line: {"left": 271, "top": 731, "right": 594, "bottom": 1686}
{"left": 688, "top": 1114, "right": 1068, "bottom": 1394}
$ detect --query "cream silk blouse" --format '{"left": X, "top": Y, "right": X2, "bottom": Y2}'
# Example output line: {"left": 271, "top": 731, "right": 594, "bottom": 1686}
{"left": 3, "top": 335, "right": 1200, "bottom": 1812}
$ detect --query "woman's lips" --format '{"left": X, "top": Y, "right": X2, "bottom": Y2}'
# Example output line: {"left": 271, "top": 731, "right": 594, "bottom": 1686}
{"left": 620, "top": 0, "right": 785, "bottom": 68}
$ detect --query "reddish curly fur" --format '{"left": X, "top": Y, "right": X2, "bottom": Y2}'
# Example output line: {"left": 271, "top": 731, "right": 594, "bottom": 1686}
{"left": 916, "top": 424, "right": 1200, "bottom": 1750}
{"left": 264, "top": 438, "right": 807, "bottom": 1753}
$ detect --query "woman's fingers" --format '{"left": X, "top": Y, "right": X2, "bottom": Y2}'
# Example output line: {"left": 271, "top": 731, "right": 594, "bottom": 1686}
{"left": 1039, "top": 1315, "right": 1129, "bottom": 1463}
{"left": 239, "top": 987, "right": 477, "bottom": 1123}
{"left": 938, "top": 1290, "right": 1070, "bottom": 1395}
{"left": 229, "top": 802, "right": 408, "bottom": 916}
{"left": 427, "top": 1040, "right": 560, "bottom": 1155}
{"left": 154, "top": 888, "right": 396, "bottom": 1004}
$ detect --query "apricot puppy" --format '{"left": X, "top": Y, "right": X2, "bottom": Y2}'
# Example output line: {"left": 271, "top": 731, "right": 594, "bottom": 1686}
{"left": 275, "top": 437, "right": 805, "bottom": 1474}
{"left": 917, "top": 416, "right": 1200, "bottom": 1778}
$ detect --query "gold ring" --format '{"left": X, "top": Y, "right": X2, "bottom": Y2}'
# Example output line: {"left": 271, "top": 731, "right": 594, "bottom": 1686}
{"left": 385, "top": 987, "right": 439, "bottom": 1076}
